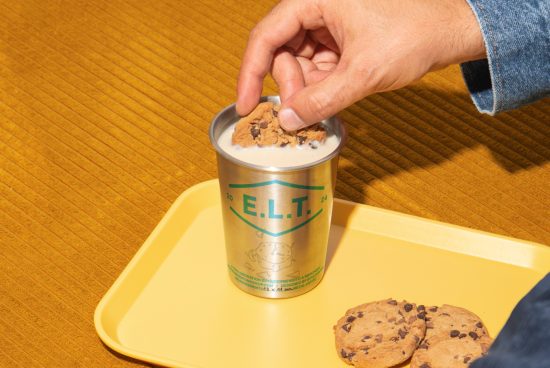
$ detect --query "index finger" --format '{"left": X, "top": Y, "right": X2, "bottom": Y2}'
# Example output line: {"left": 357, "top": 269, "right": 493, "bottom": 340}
{"left": 236, "top": 0, "right": 324, "bottom": 116}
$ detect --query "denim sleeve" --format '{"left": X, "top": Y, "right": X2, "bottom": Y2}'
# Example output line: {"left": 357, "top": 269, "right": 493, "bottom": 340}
{"left": 470, "top": 273, "right": 550, "bottom": 368}
{"left": 460, "top": 0, "right": 550, "bottom": 114}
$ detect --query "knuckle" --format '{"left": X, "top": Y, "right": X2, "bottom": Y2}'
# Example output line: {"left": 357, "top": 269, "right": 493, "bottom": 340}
{"left": 350, "top": 60, "right": 384, "bottom": 92}
{"left": 350, "top": 59, "right": 374, "bottom": 80}
{"left": 249, "top": 25, "right": 262, "bottom": 42}
{"left": 305, "top": 92, "right": 333, "bottom": 121}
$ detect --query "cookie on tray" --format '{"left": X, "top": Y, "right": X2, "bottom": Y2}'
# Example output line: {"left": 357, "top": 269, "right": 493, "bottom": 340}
{"left": 411, "top": 304, "right": 493, "bottom": 368}
{"left": 231, "top": 102, "right": 326, "bottom": 147}
{"left": 410, "top": 332, "right": 492, "bottom": 368}
{"left": 334, "top": 299, "right": 426, "bottom": 368}
{"left": 422, "top": 304, "right": 490, "bottom": 341}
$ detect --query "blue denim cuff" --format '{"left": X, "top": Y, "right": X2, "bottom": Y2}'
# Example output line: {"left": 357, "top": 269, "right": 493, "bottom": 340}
{"left": 470, "top": 273, "right": 550, "bottom": 368}
{"left": 461, "top": 0, "right": 550, "bottom": 114}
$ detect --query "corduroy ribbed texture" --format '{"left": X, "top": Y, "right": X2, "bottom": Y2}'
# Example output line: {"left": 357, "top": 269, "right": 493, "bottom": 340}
{"left": 0, "top": 1, "right": 548, "bottom": 366}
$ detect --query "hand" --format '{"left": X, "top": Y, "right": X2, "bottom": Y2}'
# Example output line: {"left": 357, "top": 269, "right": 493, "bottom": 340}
{"left": 236, "top": 0, "right": 485, "bottom": 130}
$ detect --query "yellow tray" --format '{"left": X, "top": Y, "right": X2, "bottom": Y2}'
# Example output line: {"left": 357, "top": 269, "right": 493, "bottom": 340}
{"left": 94, "top": 179, "right": 550, "bottom": 368}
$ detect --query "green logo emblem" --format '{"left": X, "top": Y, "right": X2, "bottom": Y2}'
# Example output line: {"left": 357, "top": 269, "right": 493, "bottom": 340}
{"left": 226, "top": 180, "right": 327, "bottom": 237}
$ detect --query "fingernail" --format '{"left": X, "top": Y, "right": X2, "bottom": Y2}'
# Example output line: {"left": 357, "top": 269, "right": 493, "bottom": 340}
{"left": 279, "top": 108, "right": 305, "bottom": 131}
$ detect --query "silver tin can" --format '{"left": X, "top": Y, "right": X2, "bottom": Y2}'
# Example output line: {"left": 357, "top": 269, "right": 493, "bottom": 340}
{"left": 209, "top": 96, "right": 346, "bottom": 298}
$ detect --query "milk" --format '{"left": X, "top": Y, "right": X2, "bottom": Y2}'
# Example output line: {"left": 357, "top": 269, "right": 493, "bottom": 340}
{"left": 217, "top": 122, "right": 341, "bottom": 168}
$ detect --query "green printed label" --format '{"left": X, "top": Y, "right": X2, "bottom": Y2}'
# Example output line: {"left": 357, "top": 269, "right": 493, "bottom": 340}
{"left": 228, "top": 264, "right": 322, "bottom": 292}
{"left": 226, "top": 180, "right": 328, "bottom": 237}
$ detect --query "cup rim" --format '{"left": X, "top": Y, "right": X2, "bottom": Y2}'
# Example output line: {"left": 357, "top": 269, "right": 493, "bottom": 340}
{"left": 209, "top": 96, "right": 347, "bottom": 172}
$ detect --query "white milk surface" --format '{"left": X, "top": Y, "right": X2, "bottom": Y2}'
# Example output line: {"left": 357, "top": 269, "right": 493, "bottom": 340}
{"left": 217, "top": 123, "right": 340, "bottom": 168}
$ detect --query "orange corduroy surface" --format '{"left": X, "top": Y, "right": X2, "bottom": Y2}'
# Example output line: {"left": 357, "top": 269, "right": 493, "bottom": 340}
{"left": 0, "top": 0, "right": 548, "bottom": 366}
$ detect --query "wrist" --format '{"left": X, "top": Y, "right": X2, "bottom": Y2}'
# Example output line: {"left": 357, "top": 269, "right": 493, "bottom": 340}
{"left": 430, "top": 0, "right": 486, "bottom": 70}
{"left": 455, "top": 0, "right": 486, "bottom": 63}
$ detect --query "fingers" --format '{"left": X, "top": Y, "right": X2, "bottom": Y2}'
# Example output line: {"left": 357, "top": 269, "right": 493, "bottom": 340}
{"left": 236, "top": 0, "right": 324, "bottom": 116}
{"left": 292, "top": 33, "right": 317, "bottom": 59}
{"left": 271, "top": 50, "right": 305, "bottom": 101}
{"left": 279, "top": 61, "right": 370, "bottom": 130}
{"left": 273, "top": 38, "right": 338, "bottom": 101}
{"left": 309, "top": 28, "right": 340, "bottom": 54}
{"left": 296, "top": 57, "right": 333, "bottom": 85}
{"left": 236, "top": 57, "right": 267, "bottom": 116}
{"left": 310, "top": 45, "right": 340, "bottom": 65}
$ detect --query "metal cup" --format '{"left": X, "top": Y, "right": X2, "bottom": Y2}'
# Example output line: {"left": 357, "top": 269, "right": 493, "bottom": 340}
{"left": 209, "top": 96, "right": 346, "bottom": 298}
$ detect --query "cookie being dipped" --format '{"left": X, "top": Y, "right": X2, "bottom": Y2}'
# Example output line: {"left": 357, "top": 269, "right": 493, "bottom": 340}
{"left": 232, "top": 102, "right": 326, "bottom": 148}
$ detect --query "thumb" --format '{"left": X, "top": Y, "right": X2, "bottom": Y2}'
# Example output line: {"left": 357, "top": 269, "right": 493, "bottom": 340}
{"left": 278, "top": 65, "right": 367, "bottom": 130}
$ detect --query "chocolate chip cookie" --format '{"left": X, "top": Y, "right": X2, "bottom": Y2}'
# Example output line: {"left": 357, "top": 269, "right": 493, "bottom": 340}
{"left": 334, "top": 299, "right": 427, "bottom": 368}
{"left": 411, "top": 305, "right": 493, "bottom": 368}
{"left": 422, "top": 305, "right": 490, "bottom": 341}
{"left": 231, "top": 102, "right": 326, "bottom": 147}
{"left": 410, "top": 332, "right": 492, "bottom": 368}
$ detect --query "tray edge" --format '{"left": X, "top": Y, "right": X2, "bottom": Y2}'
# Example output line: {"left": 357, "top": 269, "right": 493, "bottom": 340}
{"left": 94, "top": 180, "right": 217, "bottom": 368}
{"left": 94, "top": 179, "right": 549, "bottom": 367}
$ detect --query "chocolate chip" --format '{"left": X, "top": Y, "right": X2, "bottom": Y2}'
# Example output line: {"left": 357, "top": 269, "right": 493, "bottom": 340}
{"left": 464, "top": 357, "right": 472, "bottom": 364}
{"left": 417, "top": 305, "right": 426, "bottom": 312}
{"left": 398, "top": 329, "right": 408, "bottom": 339}
{"left": 279, "top": 142, "right": 288, "bottom": 147}
{"left": 469, "top": 331, "right": 479, "bottom": 340}
{"left": 417, "top": 312, "right": 426, "bottom": 320}
{"left": 390, "top": 336, "right": 399, "bottom": 342}
{"left": 342, "top": 323, "right": 352, "bottom": 332}
{"left": 347, "top": 352, "right": 356, "bottom": 361}
{"left": 375, "top": 334, "right": 382, "bottom": 343}
{"left": 272, "top": 109, "right": 278, "bottom": 117}
{"left": 340, "top": 349, "right": 348, "bottom": 358}
{"left": 357, "top": 312, "right": 364, "bottom": 318}
{"left": 450, "top": 330, "right": 460, "bottom": 338}
{"left": 388, "top": 299, "right": 398, "bottom": 305}
{"left": 259, "top": 121, "right": 268, "bottom": 129}
{"left": 459, "top": 333, "right": 467, "bottom": 339}
{"left": 402, "top": 350, "right": 406, "bottom": 355}
{"left": 476, "top": 321, "right": 483, "bottom": 328}
{"left": 250, "top": 125, "right": 260, "bottom": 139}
{"left": 420, "top": 363, "right": 431, "bottom": 368}
{"left": 429, "top": 306, "right": 438, "bottom": 312}
{"left": 346, "top": 316, "right": 356, "bottom": 323}
{"left": 404, "top": 303, "right": 413, "bottom": 312}
{"left": 297, "top": 135, "right": 306, "bottom": 145}
{"left": 308, "top": 141, "right": 319, "bottom": 149}
{"left": 361, "top": 335, "right": 371, "bottom": 341}
{"left": 376, "top": 320, "right": 382, "bottom": 324}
